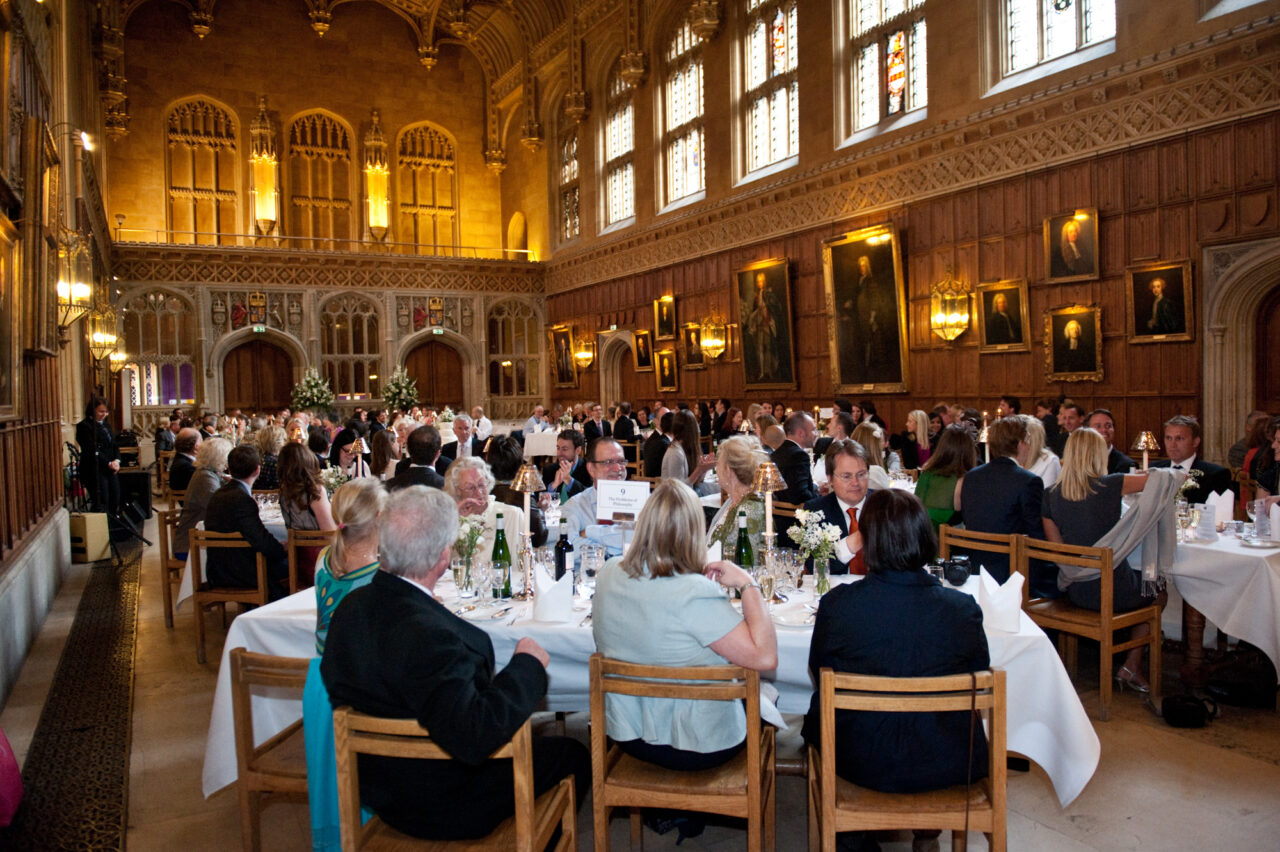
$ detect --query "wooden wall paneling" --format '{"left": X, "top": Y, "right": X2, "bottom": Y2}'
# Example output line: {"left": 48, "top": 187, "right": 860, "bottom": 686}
{"left": 1127, "top": 210, "right": 1160, "bottom": 261}
{"left": 955, "top": 242, "right": 978, "bottom": 297}
{"left": 908, "top": 203, "right": 932, "bottom": 249}
{"left": 1096, "top": 153, "right": 1125, "bottom": 215}
{"left": 931, "top": 196, "right": 954, "bottom": 247}
{"left": 1161, "top": 204, "right": 1192, "bottom": 260}
{"left": 978, "top": 239, "right": 1003, "bottom": 281}
{"left": 1234, "top": 116, "right": 1275, "bottom": 189}
{"left": 1126, "top": 146, "right": 1160, "bottom": 211}
{"left": 1160, "top": 137, "right": 1190, "bottom": 203}
{"left": 1059, "top": 160, "right": 1094, "bottom": 211}
{"left": 1003, "top": 179, "right": 1027, "bottom": 235}
{"left": 1193, "top": 128, "right": 1234, "bottom": 197}
{"left": 978, "top": 184, "right": 1003, "bottom": 238}
{"left": 955, "top": 190, "right": 979, "bottom": 243}
{"left": 1238, "top": 190, "right": 1278, "bottom": 236}
{"left": 1195, "top": 195, "right": 1234, "bottom": 242}
{"left": 1099, "top": 216, "right": 1125, "bottom": 276}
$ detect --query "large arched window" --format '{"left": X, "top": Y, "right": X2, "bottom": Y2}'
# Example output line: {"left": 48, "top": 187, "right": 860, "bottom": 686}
{"left": 320, "top": 295, "right": 381, "bottom": 400}
{"left": 558, "top": 115, "right": 580, "bottom": 242}
{"left": 664, "top": 17, "right": 705, "bottom": 204}
{"left": 396, "top": 122, "right": 458, "bottom": 255}
{"left": 603, "top": 61, "right": 635, "bottom": 226}
{"left": 743, "top": 0, "right": 798, "bottom": 175}
{"left": 487, "top": 300, "right": 540, "bottom": 402}
{"left": 1003, "top": 0, "right": 1115, "bottom": 76}
{"left": 165, "top": 99, "right": 239, "bottom": 244}
{"left": 288, "top": 111, "right": 354, "bottom": 250}
{"left": 844, "top": 0, "right": 927, "bottom": 135}
{"left": 123, "top": 290, "right": 197, "bottom": 407}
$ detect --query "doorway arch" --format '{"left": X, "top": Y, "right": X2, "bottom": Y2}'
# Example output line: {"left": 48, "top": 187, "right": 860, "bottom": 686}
{"left": 222, "top": 338, "right": 295, "bottom": 413}
{"left": 403, "top": 339, "right": 465, "bottom": 410}
{"left": 597, "top": 332, "right": 633, "bottom": 410}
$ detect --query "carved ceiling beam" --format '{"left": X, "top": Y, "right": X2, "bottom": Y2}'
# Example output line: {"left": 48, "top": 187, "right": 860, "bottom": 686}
{"left": 415, "top": 13, "right": 439, "bottom": 68}
{"left": 619, "top": 0, "right": 644, "bottom": 87}
{"left": 690, "top": 0, "right": 720, "bottom": 42}
{"left": 484, "top": 92, "right": 505, "bottom": 173}
{"left": 186, "top": 0, "right": 217, "bottom": 38}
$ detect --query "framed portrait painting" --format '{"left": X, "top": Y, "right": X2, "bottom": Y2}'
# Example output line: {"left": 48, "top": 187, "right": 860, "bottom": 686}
{"left": 653, "top": 297, "right": 677, "bottom": 340}
{"left": 682, "top": 323, "right": 705, "bottom": 369}
{"left": 1043, "top": 208, "right": 1099, "bottom": 283}
{"left": 733, "top": 257, "right": 796, "bottom": 390}
{"left": 632, "top": 329, "right": 654, "bottom": 372}
{"left": 550, "top": 326, "right": 578, "bottom": 388}
{"left": 822, "top": 224, "right": 909, "bottom": 394}
{"left": 655, "top": 349, "right": 678, "bottom": 392}
{"left": 1044, "top": 305, "right": 1103, "bottom": 382}
{"left": 975, "top": 279, "right": 1031, "bottom": 354}
{"left": 1126, "top": 260, "right": 1193, "bottom": 343}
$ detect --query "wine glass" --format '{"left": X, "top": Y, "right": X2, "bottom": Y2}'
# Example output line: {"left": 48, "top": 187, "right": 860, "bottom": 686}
{"left": 472, "top": 558, "right": 493, "bottom": 603}
{"left": 452, "top": 556, "right": 475, "bottom": 598}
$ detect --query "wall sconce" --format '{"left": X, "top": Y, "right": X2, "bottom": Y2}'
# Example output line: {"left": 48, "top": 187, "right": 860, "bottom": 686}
{"left": 249, "top": 96, "right": 279, "bottom": 236}
{"left": 108, "top": 351, "right": 128, "bottom": 373}
{"left": 363, "top": 109, "right": 390, "bottom": 242}
{"left": 929, "top": 266, "right": 971, "bottom": 342}
{"left": 56, "top": 239, "right": 93, "bottom": 347}
{"left": 574, "top": 334, "right": 595, "bottom": 370}
{"left": 700, "top": 315, "right": 727, "bottom": 360}
{"left": 87, "top": 306, "right": 119, "bottom": 362}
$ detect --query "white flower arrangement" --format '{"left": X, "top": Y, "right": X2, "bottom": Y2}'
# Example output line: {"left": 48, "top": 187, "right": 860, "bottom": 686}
{"left": 291, "top": 367, "right": 335, "bottom": 411}
{"left": 787, "top": 508, "right": 844, "bottom": 594}
{"left": 381, "top": 366, "right": 419, "bottom": 414}
{"left": 454, "top": 515, "right": 486, "bottom": 560}
{"left": 437, "top": 405, "right": 456, "bottom": 426}
{"left": 319, "top": 465, "right": 349, "bottom": 497}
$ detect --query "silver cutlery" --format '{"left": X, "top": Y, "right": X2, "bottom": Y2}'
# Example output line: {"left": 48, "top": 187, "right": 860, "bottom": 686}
{"left": 488, "top": 606, "right": 513, "bottom": 619}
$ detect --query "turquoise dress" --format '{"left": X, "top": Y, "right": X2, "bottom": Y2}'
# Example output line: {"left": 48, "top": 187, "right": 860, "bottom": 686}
{"left": 313, "top": 546, "right": 379, "bottom": 654}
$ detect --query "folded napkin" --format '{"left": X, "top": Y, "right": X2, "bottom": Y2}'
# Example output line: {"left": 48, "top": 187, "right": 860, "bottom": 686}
{"left": 1206, "top": 491, "right": 1234, "bottom": 526}
{"left": 1194, "top": 505, "right": 1219, "bottom": 542}
{"left": 1271, "top": 503, "right": 1280, "bottom": 540}
{"left": 532, "top": 565, "right": 573, "bottom": 622}
{"left": 977, "top": 567, "right": 1023, "bottom": 633}
{"left": 759, "top": 681, "right": 787, "bottom": 730}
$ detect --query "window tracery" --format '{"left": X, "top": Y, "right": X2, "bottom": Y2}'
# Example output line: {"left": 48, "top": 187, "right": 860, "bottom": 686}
{"left": 320, "top": 294, "right": 381, "bottom": 400}
{"left": 486, "top": 300, "right": 540, "bottom": 399}
{"left": 165, "top": 99, "right": 239, "bottom": 244}
{"left": 604, "top": 61, "right": 635, "bottom": 226}
{"left": 664, "top": 17, "right": 705, "bottom": 204}
{"left": 846, "top": 0, "right": 927, "bottom": 134}
{"left": 288, "top": 112, "right": 354, "bottom": 249}
{"left": 743, "top": 0, "right": 798, "bottom": 174}
{"left": 1003, "top": 0, "right": 1115, "bottom": 76}
{"left": 396, "top": 123, "right": 458, "bottom": 255}
{"left": 123, "top": 290, "right": 197, "bottom": 407}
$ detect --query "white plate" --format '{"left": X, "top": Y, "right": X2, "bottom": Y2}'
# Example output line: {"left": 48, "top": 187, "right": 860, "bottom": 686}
{"left": 1239, "top": 538, "right": 1280, "bottom": 549}
{"left": 771, "top": 609, "right": 815, "bottom": 629}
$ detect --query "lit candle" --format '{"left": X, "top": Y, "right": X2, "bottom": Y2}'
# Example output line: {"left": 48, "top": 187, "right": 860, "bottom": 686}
{"left": 1142, "top": 449, "right": 1149, "bottom": 471}
{"left": 523, "top": 491, "right": 531, "bottom": 536}
{"left": 765, "top": 491, "right": 774, "bottom": 537}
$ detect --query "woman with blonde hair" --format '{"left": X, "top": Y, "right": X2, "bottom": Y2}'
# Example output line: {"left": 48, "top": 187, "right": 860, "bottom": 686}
{"left": 898, "top": 409, "right": 932, "bottom": 469}
{"left": 592, "top": 479, "right": 777, "bottom": 775}
{"left": 314, "top": 477, "right": 386, "bottom": 653}
{"left": 706, "top": 436, "right": 769, "bottom": 555}
{"left": 743, "top": 403, "right": 763, "bottom": 434}
{"left": 254, "top": 425, "right": 287, "bottom": 489}
{"left": 851, "top": 422, "right": 895, "bottom": 490}
{"left": 285, "top": 417, "right": 307, "bottom": 444}
{"left": 1017, "top": 414, "right": 1061, "bottom": 488}
{"left": 174, "top": 437, "right": 232, "bottom": 559}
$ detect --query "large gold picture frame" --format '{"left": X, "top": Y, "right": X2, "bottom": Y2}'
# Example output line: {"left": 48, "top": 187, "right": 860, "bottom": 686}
{"left": 733, "top": 256, "right": 797, "bottom": 390}
{"left": 822, "top": 224, "right": 909, "bottom": 394}
{"left": 1044, "top": 304, "right": 1103, "bottom": 382}
{"left": 1043, "top": 208, "right": 1099, "bottom": 284}
{"left": 975, "top": 279, "right": 1032, "bottom": 354}
{"left": 655, "top": 348, "right": 678, "bottom": 392}
{"left": 1125, "top": 260, "right": 1194, "bottom": 344}
{"left": 550, "top": 326, "right": 578, "bottom": 388}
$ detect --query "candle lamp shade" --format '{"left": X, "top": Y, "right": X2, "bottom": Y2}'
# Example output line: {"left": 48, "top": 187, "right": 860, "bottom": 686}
{"left": 1131, "top": 431, "right": 1161, "bottom": 453}
{"left": 752, "top": 462, "right": 786, "bottom": 495}
{"left": 512, "top": 463, "right": 546, "bottom": 493}
{"left": 355, "top": 437, "right": 371, "bottom": 455}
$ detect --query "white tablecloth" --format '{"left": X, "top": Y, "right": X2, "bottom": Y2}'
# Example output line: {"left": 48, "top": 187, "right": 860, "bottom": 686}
{"left": 175, "top": 507, "right": 287, "bottom": 611}
{"left": 1165, "top": 536, "right": 1280, "bottom": 670}
{"left": 523, "top": 430, "right": 559, "bottom": 459}
{"left": 202, "top": 575, "right": 1098, "bottom": 806}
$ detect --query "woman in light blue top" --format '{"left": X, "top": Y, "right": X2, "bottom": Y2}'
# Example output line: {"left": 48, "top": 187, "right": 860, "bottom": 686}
{"left": 314, "top": 478, "right": 386, "bottom": 654}
{"left": 592, "top": 479, "right": 778, "bottom": 771}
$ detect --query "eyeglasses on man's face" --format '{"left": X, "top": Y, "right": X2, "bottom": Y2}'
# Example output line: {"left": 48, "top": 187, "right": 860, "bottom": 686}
{"left": 591, "top": 457, "right": 627, "bottom": 468}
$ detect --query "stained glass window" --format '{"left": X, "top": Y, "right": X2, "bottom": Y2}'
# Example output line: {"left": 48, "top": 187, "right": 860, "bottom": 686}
{"left": 847, "top": 0, "right": 926, "bottom": 133}
{"left": 744, "top": 0, "right": 798, "bottom": 174}
{"left": 604, "top": 62, "right": 635, "bottom": 225}
{"left": 1004, "top": 0, "right": 1115, "bottom": 76}
{"left": 665, "top": 18, "right": 705, "bottom": 203}
{"left": 559, "top": 122, "right": 579, "bottom": 240}
{"left": 124, "top": 290, "right": 197, "bottom": 408}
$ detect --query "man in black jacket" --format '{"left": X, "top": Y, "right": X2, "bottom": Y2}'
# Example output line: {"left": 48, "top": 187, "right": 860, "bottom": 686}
{"left": 642, "top": 410, "right": 674, "bottom": 477}
{"left": 542, "top": 429, "right": 590, "bottom": 503}
{"left": 203, "top": 445, "right": 289, "bottom": 598}
{"left": 435, "top": 415, "right": 487, "bottom": 477}
{"left": 773, "top": 411, "right": 820, "bottom": 506}
{"left": 321, "top": 486, "right": 589, "bottom": 840}
{"left": 1151, "top": 414, "right": 1234, "bottom": 506}
{"left": 75, "top": 396, "right": 121, "bottom": 514}
{"left": 583, "top": 403, "right": 611, "bottom": 442}
{"left": 168, "top": 428, "right": 202, "bottom": 493}
{"left": 958, "top": 416, "right": 1045, "bottom": 585}
{"left": 386, "top": 425, "right": 446, "bottom": 491}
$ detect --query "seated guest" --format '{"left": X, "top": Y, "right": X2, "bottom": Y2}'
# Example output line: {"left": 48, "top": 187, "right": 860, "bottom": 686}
{"left": 1150, "top": 414, "right": 1234, "bottom": 506}
{"left": 199, "top": 413, "right": 218, "bottom": 441}
{"left": 168, "top": 427, "right": 202, "bottom": 493}
{"left": 1229, "top": 410, "right": 1269, "bottom": 470}
{"left": 803, "top": 489, "right": 989, "bottom": 852}
{"left": 717, "top": 406, "right": 744, "bottom": 441}
{"left": 1244, "top": 414, "right": 1275, "bottom": 481}
{"left": 662, "top": 409, "right": 717, "bottom": 496}
{"left": 308, "top": 429, "right": 332, "bottom": 470}
{"left": 593, "top": 479, "right": 777, "bottom": 775}
{"left": 706, "top": 437, "right": 770, "bottom": 555}
{"left": 914, "top": 424, "right": 975, "bottom": 534}
{"left": 470, "top": 405, "right": 492, "bottom": 441}
{"left": 613, "top": 401, "right": 637, "bottom": 444}
{"left": 314, "top": 478, "right": 385, "bottom": 653}
{"left": 488, "top": 436, "right": 548, "bottom": 547}
{"left": 386, "top": 425, "right": 446, "bottom": 491}
{"left": 1085, "top": 409, "right": 1135, "bottom": 474}
{"left": 804, "top": 439, "right": 873, "bottom": 576}
{"left": 1017, "top": 414, "right": 1061, "bottom": 489}
{"left": 154, "top": 415, "right": 180, "bottom": 453}
{"left": 697, "top": 400, "right": 713, "bottom": 436}
{"left": 635, "top": 406, "right": 651, "bottom": 430}
{"left": 996, "top": 395, "right": 1021, "bottom": 417}
{"left": 959, "top": 417, "right": 1044, "bottom": 584}
{"left": 641, "top": 412, "right": 673, "bottom": 478}
{"left": 927, "top": 410, "right": 944, "bottom": 449}
{"left": 254, "top": 425, "right": 287, "bottom": 490}
{"left": 896, "top": 409, "right": 932, "bottom": 470}
{"left": 1050, "top": 403, "right": 1086, "bottom": 458}
{"left": 1250, "top": 417, "right": 1280, "bottom": 506}
{"left": 321, "top": 486, "right": 589, "bottom": 840}
{"left": 443, "top": 457, "right": 526, "bottom": 568}
{"left": 710, "top": 398, "right": 730, "bottom": 438}
{"left": 285, "top": 417, "right": 307, "bottom": 444}
{"left": 852, "top": 422, "right": 898, "bottom": 489}
{"left": 369, "top": 428, "right": 399, "bottom": 480}
{"left": 761, "top": 424, "right": 785, "bottom": 454}
{"left": 329, "top": 428, "right": 371, "bottom": 479}
{"left": 562, "top": 438, "right": 630, "bottom": 556}
{"left": 174, "top": 437, "right": 232, "bottom": 560}
{"left": 773, "top": 412, "right": 820, "bottom": 506}
{"left": 523, "top": 404, "right": 548, "bottom": 435}
{"left": 814, "top": 411, "right": 855, "bottom": 458}
{"left": 583, "top": 403, "right": 611, "bottom": 441}
{"left": 542, "top": 428, "right": 591, "bottom": 502}
{"left": 203, "top": 445, "right": 289, "bottom": 599}
{"left": 1043, "top": 428, "right": 1164, "bottom": 691}
{"left": 436, "top": 415, "right": 485, "bottom": 476}
{"left": 279, "top": 442, "right": 337, "bottom": 532}
{"left": 744, "top": 403, "right": 763, "bottom": 434}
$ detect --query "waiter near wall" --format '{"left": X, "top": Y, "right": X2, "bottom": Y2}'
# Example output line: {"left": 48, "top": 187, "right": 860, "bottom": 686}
{"left": 76, "top": 395, "right": 121, "bottom": 516}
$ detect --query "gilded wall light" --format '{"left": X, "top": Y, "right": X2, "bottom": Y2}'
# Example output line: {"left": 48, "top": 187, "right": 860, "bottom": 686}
{"left": 573, "top": 333, "right": 595, "bottom": 370}
{"left": 363, "top": 110, "right": 390, "bottom": 243}
{"left": 87, "top": 305, "right": 119, "bottom": 362}
{"left": 929, "top": 265, "right": 971, "bottom": 342}
{"left": 700, "top": 315, "right": 727, "bottom": 360}
{"left": 56, "top": 237, "right": 92, "bottom": 347}
{"left": 249, "top": 96, "right": 279, "bottom": 236}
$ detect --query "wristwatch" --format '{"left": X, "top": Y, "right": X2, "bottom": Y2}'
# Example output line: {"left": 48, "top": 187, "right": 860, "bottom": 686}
{"left": 739, "top": 581, "right": 763, "bottom": 594}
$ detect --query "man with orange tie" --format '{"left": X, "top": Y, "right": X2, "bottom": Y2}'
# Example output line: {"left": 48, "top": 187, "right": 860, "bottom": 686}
{"left": 803, "top": 439, "right": 873, "bottom": 576}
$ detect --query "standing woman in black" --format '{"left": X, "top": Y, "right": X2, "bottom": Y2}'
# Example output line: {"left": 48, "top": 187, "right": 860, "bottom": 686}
{"left": 76, "top": 395, "right": 121, "bottom": 515}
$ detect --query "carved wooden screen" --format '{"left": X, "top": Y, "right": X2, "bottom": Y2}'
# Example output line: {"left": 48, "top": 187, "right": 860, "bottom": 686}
{"left": 166, "top": 99, "right": 239, "bottom": 244}
{"left": 288, "top": 112, "right": 354, "bottom": 250}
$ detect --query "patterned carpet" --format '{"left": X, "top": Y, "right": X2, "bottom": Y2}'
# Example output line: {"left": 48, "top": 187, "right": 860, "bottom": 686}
{"left": 0, "top": 544, "right": 140, "bottom": 851}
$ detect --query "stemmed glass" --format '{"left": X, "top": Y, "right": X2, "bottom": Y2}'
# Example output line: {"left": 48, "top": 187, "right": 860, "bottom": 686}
{"left": 472, "top": 558, "right": 494, "bottom": 603}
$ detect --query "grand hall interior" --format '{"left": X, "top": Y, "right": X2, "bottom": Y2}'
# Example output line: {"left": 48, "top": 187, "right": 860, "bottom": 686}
{"left": 3, "top": 0, "right": 1280, "bottom": 849}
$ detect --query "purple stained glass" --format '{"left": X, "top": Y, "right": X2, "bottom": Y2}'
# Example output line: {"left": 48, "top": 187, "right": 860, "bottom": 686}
{"left": 180, "top": 363, "right": 196, "bottom": 403}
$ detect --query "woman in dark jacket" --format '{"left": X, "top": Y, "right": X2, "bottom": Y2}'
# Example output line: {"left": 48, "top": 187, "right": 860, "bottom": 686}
{"left": 76, "top": 396, "right": 121, "bottom": 514}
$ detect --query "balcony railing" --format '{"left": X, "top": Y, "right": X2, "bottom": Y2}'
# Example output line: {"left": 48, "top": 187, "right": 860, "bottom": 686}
{"left": 113, "top": 228, "right": 538, "bottom": 262}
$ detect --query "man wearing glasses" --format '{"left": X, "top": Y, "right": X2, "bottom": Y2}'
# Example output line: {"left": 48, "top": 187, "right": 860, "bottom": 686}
{"left": 803, "top": 439, "right": 872, "bottom": 577}
{"left": 561, "top": 438, "right": 629, "bottom": 556}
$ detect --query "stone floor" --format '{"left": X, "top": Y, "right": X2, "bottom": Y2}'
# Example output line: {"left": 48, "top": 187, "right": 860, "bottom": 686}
{"left": 4, "top": 512, "right": 1280, "bottom": 850}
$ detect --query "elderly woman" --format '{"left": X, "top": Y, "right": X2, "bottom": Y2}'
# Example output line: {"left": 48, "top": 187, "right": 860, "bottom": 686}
{"left": 914, "top": 424, "right": 976, "bottom": 533}
{"left": 174, "top": 437, "right": 232, "bottom": 559}
{"left": 329, "top": 427, "right": 371, "bottom": 479}
{"left": 706, "top": 436, "right": 769, "bottom": 555}
{"left": 804, "top": 489, "right": 989, "bottom": 851}
{"left": 254, "top": 425, "right": 287, "bottom": 489}
{"left": 1042, "top": 427, "right": 1162, "bottom": 692}
{"left": 370, "top": 429, "right": 400, "bottom": 480}
{"left": 662, "top": 409, "right": 717, "bottom": 496}
{"left": 592, "top": 479, "right": 778, "bottom": 774}
{"left": 314, "top": 478, "right": 386, "bottom": 653}
{"left": 443, "top": 456, "right": 526, "bottom": 571}
{"left": 1017, "top": 413, "right": 1061, "bottom": 489}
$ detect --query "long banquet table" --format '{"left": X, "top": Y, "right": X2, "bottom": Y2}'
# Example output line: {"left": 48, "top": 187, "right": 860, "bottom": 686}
{"left": 202, "top": 574, "right": 1100, "bottom": 807}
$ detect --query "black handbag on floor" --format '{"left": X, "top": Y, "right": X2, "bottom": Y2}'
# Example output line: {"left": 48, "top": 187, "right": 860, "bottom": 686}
{"left": 1161, "top": 694, "right": 1217, "bottom": 728}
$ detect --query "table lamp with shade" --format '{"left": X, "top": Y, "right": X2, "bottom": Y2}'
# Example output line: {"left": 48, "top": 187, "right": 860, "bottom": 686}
{"left": 511, "top": 463, "right": 546, "bottom": 599}
{"left": 1131, "top": 431, "right": 1161, "bottom": 471}
{"left": 752, "top": 461, "right": 787, "bottom": 550}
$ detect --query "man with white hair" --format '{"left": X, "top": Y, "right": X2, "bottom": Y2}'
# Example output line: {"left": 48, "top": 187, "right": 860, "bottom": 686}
{"left": 435, "top": 413, "right": 485, "bottom": 476}
{"left": 321, "top": 486, "right": 589, "bottom": 840}
{"left": 523, "top": 404, "right": 547, "bottom": 435}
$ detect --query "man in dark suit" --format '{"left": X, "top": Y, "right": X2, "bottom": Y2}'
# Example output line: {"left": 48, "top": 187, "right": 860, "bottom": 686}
{"left": 1151, "top": 415, "right": 1234, "bottom": 505}
{"left": 542, "top": 429, "right": 590, "bottom": 504}
{"left": 199, "top": 413, "right": 218, "bottom": 441}
{"left": 642, "top": 410, "right": 673, "bottom": 477}
{"left": 154, "top": 414, "right": 180, "bottom": 453}
{"left": 773, "top": 412, "right": 820, "bottom": 506}
{"left": 76, "top": 396, "right": 121, "bottom": 514}
{"left": 435, "top": 415, "right": 487, "bottom": 477}
{"left": 168, "top": 428, "right": 202, "bottom": 493}
{"left": 583, "top": 403, "right": 611, "bottom": 442}
{"left": 386, "top": 425, "right": 446, "bottom": 492}
{"left": 613, "top": 401, "right": 636, "bottom": 443}
{"left": 202, "top": 445, "right": 289, "bottom": 598}
{"left": 1049, "top": 403, "right": 1086, "bottom": 458}
{"left": 813, "top": 411, "right": 855, "bottom": 459}
{"left": 711, "top": 398, "right": 730, "bottom": 439}
{"left": 1086, "top": 409, "right": 1136, "bottom": 474}
{"left": 802, "top": 439, "right": 872, "bottom": 576}
{"left": 958, "top": 417, "right": 1045, "bottom": 585}
{"left": 321, "top": 486, "right": 589, "bottom": 840}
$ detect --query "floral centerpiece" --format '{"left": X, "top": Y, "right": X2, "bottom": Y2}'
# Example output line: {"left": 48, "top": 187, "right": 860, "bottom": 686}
{"left": 437, "top": 405, "right": 456, "bottom": 426}
{"left": 319, "top": 466, "right": 349, "bottom": 497}
{"left": 453, "top": 515, "right": 486, "bottom": 592}
{"left": 381, "top": 366, "right": 419, "bottom": 414}
{"left": 291, "top": 367, "right": 335, "bottom": 412}
{"left": 787, "top": 508, "right": 844, "bottom": 594}
{"left": 558, "top": 412, "right": 573, "bottom": 428}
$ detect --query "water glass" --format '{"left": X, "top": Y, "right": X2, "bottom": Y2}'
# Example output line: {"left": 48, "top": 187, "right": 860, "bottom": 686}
{"left": 580, "top": 544, "right": 605, "bottom": 591}
{"left": 471, "top": 558, "right": 493, "bottom": 601}
{"left": 452, "top": 556, "right": 475, "bottom": 598}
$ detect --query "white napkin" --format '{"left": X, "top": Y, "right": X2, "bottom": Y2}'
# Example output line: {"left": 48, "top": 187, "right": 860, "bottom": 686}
{"left": 532, "top": 564, "right": 573, "bottom": 622}
{"left": 706, "top": 540, "right": 723, "bottom": 564}
{"left": 1271, "top": 503, "right": 1280, "bottom": 541}
{"left": 759, "top": 681, "right": 787, "bottom": 730}
{"left": 1208, "top": 491, "right": 1234, "bottom": 526}
{"left": 1194, "top": 505, "right": 1219, "bottom": 542}
{"left": 977, "top": 567, "right": 1023, "bottom": 633}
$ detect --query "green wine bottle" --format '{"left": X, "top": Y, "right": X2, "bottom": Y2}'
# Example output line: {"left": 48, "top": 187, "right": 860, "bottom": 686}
{"left": 493, "top": 512, "right": 512, "bottom": 598}
{"left": 734, "top": 510, "right": 754, "bottom": 599}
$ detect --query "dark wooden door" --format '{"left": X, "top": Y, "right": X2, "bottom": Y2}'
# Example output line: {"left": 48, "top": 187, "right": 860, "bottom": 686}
{"left": 223, "top": 340, "right": 293, "bottom": 413}
{"left": 404, "top": 340, "right": 464, "bottom": 409}
{"left": 1257, "top": 284, "right": 1280, "bottom": 413}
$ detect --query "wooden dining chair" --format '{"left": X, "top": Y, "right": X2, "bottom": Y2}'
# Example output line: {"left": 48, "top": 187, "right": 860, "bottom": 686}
{"left": 286, "top": 527, "right": 337, "bottom": 594}
{"left": 589, "top": 653, "right": 775, "bottom": 852}
{"left": 156, "top": 508, "right": 187, "bottom": 628}
{"left": 190, "top": 529, "right": 271, "bottom": 664}
{"left": 807, "top": 668, "right": 1006, "bottom": 852}
{"left": 1016, "top": 537, "right": 1161, "bottom": 721}
{"left": 156, "top": 449, "right": 176, "bottom": 496}
{"left": 332, "top": 710, "right": 576, "bottom": 852}
{"left": 938, "top": 526, "right": 1024, "bottom": 603}
{"left": 229, "top": 649, "right": 310, "bottom": 852}
{"left": 166, "top": 487, "right": 187, "bottom": 509}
